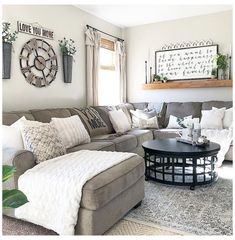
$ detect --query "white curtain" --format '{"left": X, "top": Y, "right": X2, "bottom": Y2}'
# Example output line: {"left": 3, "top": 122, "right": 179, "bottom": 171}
{"left": 116, "top": 41, "right": 127, "bottom": 103}
{"left": 85, "top": 28, "right": 101, "bottom": 106}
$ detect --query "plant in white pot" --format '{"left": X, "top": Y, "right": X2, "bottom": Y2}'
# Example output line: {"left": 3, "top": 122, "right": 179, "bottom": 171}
{"left": 2, "top": 22, "right": 18, "bottom": 79}
{"left": 58, "top": 38, "right": 76, "bottom": 83}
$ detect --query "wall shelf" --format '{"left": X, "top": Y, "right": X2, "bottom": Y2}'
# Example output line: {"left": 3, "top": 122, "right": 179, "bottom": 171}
{"left": 142, "top": 79, "right": 233, "bottom": 90}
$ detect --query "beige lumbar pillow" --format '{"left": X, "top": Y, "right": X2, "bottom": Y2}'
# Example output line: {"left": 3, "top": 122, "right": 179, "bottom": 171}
{"left": 20, "top": 119, "right": 66, "bottom": 164}
{"left": 50, "top": 115, "right": 91, "bottom": 149}
{"left": 109, "top": 109, "right": 131, "bottom": 133}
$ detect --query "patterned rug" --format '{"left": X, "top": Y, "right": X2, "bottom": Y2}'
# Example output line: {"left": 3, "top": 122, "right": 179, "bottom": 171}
{"left": 126, "top": 175, "right": 233, "bottom": 235}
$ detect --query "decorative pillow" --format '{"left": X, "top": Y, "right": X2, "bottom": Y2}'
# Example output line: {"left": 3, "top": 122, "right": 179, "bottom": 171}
{"left": 130, "top": 109, "right": 159, "bottom": 128}
{"left": 166, "top": 115, "right": 192, "bottom": 129}
{"left": 2, "top": 116, "right": 26, "bottom": 150}
{"left": 20, "top": 121, "right": 66, "bottom": 164}
{"left": 50, "top": 115, "right": 90, "bottom": 149}
{"left": 212, "top": 107, "right": 233, "bottom": 129}
{"left": 72, "top": 107, "right": 108, "bottom": 137}
{"left": 109, "top": 109, "right": 131, "bottom": 133}
{"left": 200, "top": 108, "right": 225, "bottom": 129}
{"left": 116, "top": 104, "right": 132, "bottom": 125}
{"left": 137, "top": 116, "right": 159, "bottom": 129}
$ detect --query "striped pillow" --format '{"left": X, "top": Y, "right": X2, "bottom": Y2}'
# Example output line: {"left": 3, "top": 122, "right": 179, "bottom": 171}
{"left": 50, "top": 115, "right": 91, "bottom": 149}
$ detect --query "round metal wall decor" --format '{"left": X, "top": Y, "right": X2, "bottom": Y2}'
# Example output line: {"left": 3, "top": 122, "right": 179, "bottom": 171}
{"left": 19, "top": 38, "right": 58, "bottom": 87}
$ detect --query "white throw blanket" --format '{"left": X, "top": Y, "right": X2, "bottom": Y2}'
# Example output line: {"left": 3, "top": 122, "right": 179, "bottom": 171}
{"left": 202, "top": 128, "right": 233, "bottom": 167}
{"left": 15, "top": 150, "right": 137, "bottom": 235}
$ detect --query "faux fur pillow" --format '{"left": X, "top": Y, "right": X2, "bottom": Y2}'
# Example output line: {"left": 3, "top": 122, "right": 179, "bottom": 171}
{"left": 20, "top": 121, "right": 66, "bottom": 164}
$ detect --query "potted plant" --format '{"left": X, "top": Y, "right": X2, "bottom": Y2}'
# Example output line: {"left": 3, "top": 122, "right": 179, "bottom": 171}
{"left": 216, "top": 54, "right": 229, "bottom": 80}
{"left": 58, "top": 38, "right": 76, "bottom": 83}
{"left": 3, "top": 165, "right": 28, "bottom": 209}
{"left": 211, "top": 68, "right": 217, "bottom": 79}
{"left": 2, "top": 22, "right": 18, "bottom": 79}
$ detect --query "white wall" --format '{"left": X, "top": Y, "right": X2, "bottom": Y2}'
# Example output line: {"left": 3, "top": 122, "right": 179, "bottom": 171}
{"left": 2, "top": 5, "right": 122, "bottom": 111}
{"left": 125, "top": 11, "right": 233, "bottom": 103}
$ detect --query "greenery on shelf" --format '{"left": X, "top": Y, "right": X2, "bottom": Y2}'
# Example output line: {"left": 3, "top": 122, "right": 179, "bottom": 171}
{"left": 3, "top": 165, "right": 28, "bottom": 209}
{"left": 153, "top": 74, "right": 168, "bottom": 83}
{"left": 2, "top": 22, "right": 18, "bottom": 44}
{"left": 58, "top": 38, "right": 77, "bottom": 56}
{"left": 211, "top": 68, "right": 217, "bottom": 77}
{"left": 216, "top": 54, "right": 229, "bottom": 71}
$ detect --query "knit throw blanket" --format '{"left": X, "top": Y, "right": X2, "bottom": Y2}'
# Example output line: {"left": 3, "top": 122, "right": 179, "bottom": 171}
{"left": 15, "top": 150, "right": 136, "bottom": 235}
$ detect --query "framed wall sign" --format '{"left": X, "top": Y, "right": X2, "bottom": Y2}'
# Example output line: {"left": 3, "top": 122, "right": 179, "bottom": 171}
{"left": 17, "top": 21, "right": 54, "bottom": 40}
{"left": 155, "top": 45, "right": 218, "bottom": 81}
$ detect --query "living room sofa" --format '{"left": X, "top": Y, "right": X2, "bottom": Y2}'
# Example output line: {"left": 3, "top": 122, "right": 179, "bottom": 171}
{"left": 2, "top": 100, "right": 232, "bottom": 235}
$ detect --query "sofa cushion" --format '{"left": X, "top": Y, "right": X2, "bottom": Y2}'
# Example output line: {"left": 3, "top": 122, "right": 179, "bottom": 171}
{"left": 92, "top": 134, "right": 138, "bottom": 152}
{"left": 3, "top": 111, "right": 35, "bottom": 125}
{"left": 127, "top": 129, "right": 153, "bottom": 146}
{"left": 164, "top": 102, "right": 202, "bottom": 127}
{"left": 67, "top": 141, "right": 115, "bottom": 153}
{"left": 153, "top": 129, "right": 181, "bottom": 139}
{"left": 202, "top": 101, "right": 232, "bottom": 110}
{"left": 70, "top": 107, "right": 108, "bottom": 137}
{"left": 30, "top": 108, "right": 71, "bottom": 123}
{"left": 92, "top": 106, "right": 116, "bottom": 134}
{"left": 81, "top": 155, "right": 144, "bottom": 210}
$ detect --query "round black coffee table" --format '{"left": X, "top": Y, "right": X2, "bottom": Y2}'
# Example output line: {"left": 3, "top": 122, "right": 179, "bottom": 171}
{"left": 142, "top": 139, "right": 220, "bottom": 190}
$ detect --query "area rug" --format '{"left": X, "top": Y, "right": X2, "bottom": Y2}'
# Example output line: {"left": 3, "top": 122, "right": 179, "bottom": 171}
{"left": 125, "top": 177, "right": 233, "bottom": 235}
{"left": 2, "top": 215, "right": 181, "bottom": 235}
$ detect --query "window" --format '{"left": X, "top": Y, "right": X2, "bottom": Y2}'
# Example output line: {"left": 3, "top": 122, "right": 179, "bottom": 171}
{"left": 98, "top": 38, "right": 120, "bottom": 105}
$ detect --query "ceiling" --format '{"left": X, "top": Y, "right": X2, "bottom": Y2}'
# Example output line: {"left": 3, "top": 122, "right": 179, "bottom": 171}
{"left": 76, "top": 5, "right": 232, "bottom": 28}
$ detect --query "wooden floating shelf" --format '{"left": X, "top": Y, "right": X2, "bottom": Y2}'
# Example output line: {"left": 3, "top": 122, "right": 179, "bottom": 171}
{"left": 143, "top": 79, "right": 233, "bottom": 90}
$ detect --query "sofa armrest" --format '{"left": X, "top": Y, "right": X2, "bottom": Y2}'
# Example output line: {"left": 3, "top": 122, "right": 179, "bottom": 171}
{"left": 2, "top": 148, "right": 36, "bottom": 188}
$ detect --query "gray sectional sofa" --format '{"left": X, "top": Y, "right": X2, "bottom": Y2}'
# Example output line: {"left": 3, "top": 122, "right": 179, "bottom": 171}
{"left": 2, "top": 100, "right": 232, "bottom": 235}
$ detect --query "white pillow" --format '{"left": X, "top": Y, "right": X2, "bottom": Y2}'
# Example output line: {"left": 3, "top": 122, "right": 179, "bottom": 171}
{"left": 2, "top": 116, "right": 26, "bottom": 150}
{"left": 50, "top": 115, "right": 91, "bottom": 149}
{"left": 130, "top": 109, "right": 159, "bottom": 128}
{"left": 138, "top": 116, "right": 159, "bottom": 129}
{"left": 212, "top": 107, "right": 233, "bottom": 129}
{"left": 167, "top": 115, "right": 192, "bottom": 129}
{"left": 109, "top": 109, "right": 131, "bottom": 133}
{"left": 200, "top": 108, "right": 225, "bottom": 129}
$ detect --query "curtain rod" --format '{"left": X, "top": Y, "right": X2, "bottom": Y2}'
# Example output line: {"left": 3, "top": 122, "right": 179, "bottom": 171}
{"left": 86, "top": 24, "right": 124, "bottom": 42}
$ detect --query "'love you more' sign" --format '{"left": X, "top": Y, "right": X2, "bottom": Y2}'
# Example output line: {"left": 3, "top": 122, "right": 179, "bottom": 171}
{"left": 17, "top": 21, "right": 54, "bottom": 40}
{"left": 155, "top": 45, "right": 218, "bottom": 81}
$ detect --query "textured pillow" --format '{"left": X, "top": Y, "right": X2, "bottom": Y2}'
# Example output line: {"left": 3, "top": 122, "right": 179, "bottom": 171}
{"left": 200, "top": 108, "right": 225, "bottom": 129}
{"left": 212, "top": 107, "right": 233, "bottom": 129}
{"left": 20, "top": 121, "right": 66, "bottom": 164}
{"left": 72, "top": 107, "right": 108, "bottom": 137}
{"left": 130, "top": 109, "right": 159, "bottom": 128}
{"left": 2, "top": 116, "right": 26, "bottom": 150}
{"left": 50, "top": 115, "right": 90, "bottom": 149}
{"left": 109, "top": 109, "right": 131, "bottom": 133}
{"left": 167, "top": 115, "right": 192, "bottom": 129}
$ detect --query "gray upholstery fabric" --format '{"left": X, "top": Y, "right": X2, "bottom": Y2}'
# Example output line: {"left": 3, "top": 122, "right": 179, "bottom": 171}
{"left": 81, "top": 155, "right": 144, "bottom": 210}
{"left": 67, "top": 141, "right": 115, "bottom": 153}
{"left": 75, "top": 176, "right": 144, "bottom": 235}
{"left": 164, "top": 102, "right": 202, "bottom": 127}
{"left": 92, "top": 134, "right": 138, "bottom": 152}
{"left": 2, "top": 111, "right": 35, "bottom": 125}
{"left": 2, "top": 148, "right": 35, "bottom": 188}
{"left": 201, "top": 101, "right": 233, "bottom": 110}
{"left": 30, "top": 108, "right": 71, "bottom": 123}
{"left": 154, "top": 129, "right": 181, "bottom": 139}
{"left": 131, "top": 102, "right": 148, "bottom": 110}
{"left": 127, "top": 129, "right": 153, "bottom": 146}
{"left": 92, "top": 106, "right": 116, "bottom": 134}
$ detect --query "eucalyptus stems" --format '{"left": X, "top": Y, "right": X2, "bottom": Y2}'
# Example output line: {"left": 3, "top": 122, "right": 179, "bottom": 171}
{"left": 58, "top": 37, "right": 76, "bottom": 56}
{"left": 2, "top": 22, "right": 18, "bottom": 44}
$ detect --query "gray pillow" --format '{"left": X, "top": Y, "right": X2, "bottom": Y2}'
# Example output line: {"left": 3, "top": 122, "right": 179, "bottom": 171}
{"left": 21, "top": 123, "right": 66, "bottom": 164}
